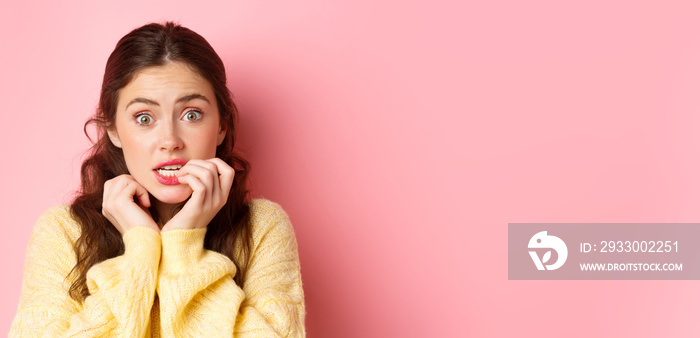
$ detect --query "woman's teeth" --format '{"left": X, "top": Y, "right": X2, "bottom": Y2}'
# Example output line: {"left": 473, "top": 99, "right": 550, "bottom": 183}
{"left": 156, "top": 165, "right": 182, "bottom": 177}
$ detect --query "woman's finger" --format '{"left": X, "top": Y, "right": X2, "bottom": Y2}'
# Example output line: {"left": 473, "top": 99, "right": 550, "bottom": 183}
{"left": 132, "top": 181, "right": 151, "bottom": 208}
{"left": 101, "top": 174, "right": 158, "bottom": 233}
{"left": 176, "top": 174, "right": 206, "bottom": 206}
{"left": 177, "top": 160, "right": 218, "bottom": 200}
{"left": 207, "top": 158, "right": 235, "bottom": 198}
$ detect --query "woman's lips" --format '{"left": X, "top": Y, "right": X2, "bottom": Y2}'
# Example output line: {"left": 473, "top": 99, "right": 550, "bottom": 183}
{"left": 154, "top": 170, "right": 180, "bottom": 185}
{"left": 153, "top": 159, "right": 187, "bottom": 185}
{"left": 154, "top": 158, "right": 188, "bottom": 169}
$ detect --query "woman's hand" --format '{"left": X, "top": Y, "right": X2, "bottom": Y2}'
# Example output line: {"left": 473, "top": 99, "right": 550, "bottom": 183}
{"left": 102, "top": 174, "right": 159, "bottom": 234}
{"left": 161, "top": 158, "right": 235, "bottom": 232}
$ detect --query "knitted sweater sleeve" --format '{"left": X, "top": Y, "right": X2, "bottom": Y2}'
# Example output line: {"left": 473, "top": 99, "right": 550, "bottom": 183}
{"left": 9, "top": 206, "right": 161, "bottom": 337}
{"left": 156, "top": 199, "right": 305, "bottom": 337}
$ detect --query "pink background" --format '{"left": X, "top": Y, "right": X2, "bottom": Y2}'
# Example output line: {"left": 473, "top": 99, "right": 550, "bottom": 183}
{"left": 2, "top": 0, "right": 700, "bottom": 336}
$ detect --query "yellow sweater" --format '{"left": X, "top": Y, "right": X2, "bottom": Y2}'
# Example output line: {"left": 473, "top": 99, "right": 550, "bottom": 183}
{"left": 10, "top": 199, "right": 305, "bottom": 337}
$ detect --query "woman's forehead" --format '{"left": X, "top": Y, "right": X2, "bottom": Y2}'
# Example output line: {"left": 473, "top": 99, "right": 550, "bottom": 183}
{"left": 128, "top": 62, "right": 211, "bottom": 91}
{"left": 119, "top": 62, "right": 215, "bottom": 106}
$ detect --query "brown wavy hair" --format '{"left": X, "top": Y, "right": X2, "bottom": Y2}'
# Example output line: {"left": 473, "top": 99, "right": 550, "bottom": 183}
{"left": 68, "top": 22, "right": 251, "bottom": 303}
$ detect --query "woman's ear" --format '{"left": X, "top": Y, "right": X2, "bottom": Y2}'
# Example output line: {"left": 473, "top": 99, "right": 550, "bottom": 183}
{"left": 107, "top": 128, "right": 123, "bottom": 148}
{"left": 217, "top": 125, "right": 226, "bottom": 146}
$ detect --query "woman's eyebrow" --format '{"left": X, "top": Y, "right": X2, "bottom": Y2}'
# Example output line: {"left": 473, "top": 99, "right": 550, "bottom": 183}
{"left": 176, "top": 93, "right": 210, "bottom": 105}
{"left": 125, "top": 97, "right": 158, "bottom": 110}
{"left": 125, "top": 94, "right": 210, "bottom": 110}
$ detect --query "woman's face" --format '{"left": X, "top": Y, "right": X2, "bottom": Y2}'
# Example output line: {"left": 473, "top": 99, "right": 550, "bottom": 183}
{"left": 108, "top": 61, "right": 225, "bottom": 205}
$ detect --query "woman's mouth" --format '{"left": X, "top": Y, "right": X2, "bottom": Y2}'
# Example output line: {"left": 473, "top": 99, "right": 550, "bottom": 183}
{"left": 153, "top": 159, "right": 187, "bottom": 185}
{"left": 155, "top": 164, "right": 183, "bottom": 177}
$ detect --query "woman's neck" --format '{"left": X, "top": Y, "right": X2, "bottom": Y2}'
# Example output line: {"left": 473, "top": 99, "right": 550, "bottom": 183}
{"left": 151, "top": 199, "right": 185, "bottom": 227}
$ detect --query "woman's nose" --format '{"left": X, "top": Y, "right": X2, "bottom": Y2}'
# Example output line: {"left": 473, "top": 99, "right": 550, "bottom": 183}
{"left": 158, "top": 122, "right": 184, "bottom": 151}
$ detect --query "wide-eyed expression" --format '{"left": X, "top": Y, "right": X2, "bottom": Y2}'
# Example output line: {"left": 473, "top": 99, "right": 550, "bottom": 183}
{"left": 108, "top": 61, "right": 225, "bottom": 206}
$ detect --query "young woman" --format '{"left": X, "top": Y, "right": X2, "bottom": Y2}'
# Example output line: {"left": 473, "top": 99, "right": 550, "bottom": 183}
{"left": 10, "top": 22, "right": 305, "bottom": 337}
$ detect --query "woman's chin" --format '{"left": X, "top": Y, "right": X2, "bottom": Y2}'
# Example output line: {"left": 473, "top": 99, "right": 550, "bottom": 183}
{"left": 152, "top": 186, "right": 193, "bottom": 204}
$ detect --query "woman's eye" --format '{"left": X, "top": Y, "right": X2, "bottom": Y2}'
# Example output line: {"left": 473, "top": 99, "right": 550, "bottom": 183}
{"left": 136, "top": 114, "right": 153, "bottom": 125}
{"left": 184, "top": 110, "right": 202, "bottom": 121}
